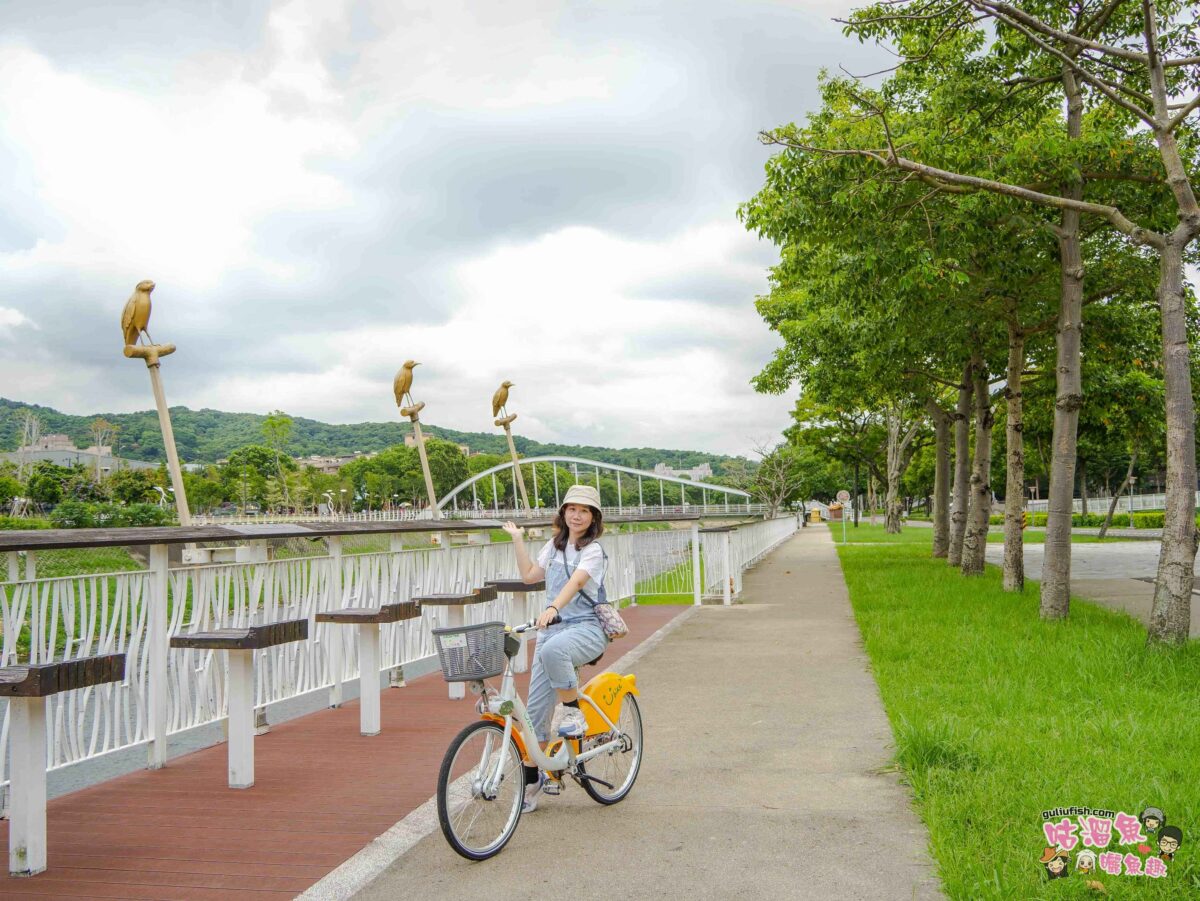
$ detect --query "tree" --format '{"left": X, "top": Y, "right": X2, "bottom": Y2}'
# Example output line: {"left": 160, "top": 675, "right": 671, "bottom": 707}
{"left": 89, "top": 418, "right": 115, "bottom": 482}
{"left": 107, "top": 468, "right": 158, "bottom": 505}
{"left": 775, "top": 0, "right": 1200, "bottom": 642}
{"left": 261, "top": 411, "right": 294, "bottom": 507}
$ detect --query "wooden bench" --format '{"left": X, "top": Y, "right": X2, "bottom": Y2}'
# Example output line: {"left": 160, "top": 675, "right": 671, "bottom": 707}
{"left": 0, "top": 654, "right": 126, "bottom": 877}
{"left": 483, "top": 579, "right": 546, "bottom": 674}
{"left": 413, "top": 586, "right": 499, "bottom": 699}
{"left": 170, "top": 619, "right": 307, "bottom": 789}
{"left": 315, "top": 602, "right": 420, "bottom": 735}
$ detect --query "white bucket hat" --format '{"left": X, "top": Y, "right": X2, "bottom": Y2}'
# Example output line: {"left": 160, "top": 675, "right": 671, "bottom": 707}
{"left": 561, "top": 484, "right": 602, "bottom": 510}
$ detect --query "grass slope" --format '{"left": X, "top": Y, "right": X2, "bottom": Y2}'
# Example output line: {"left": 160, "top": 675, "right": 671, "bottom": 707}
{"left": 836, "top": 541, "right": 1200, "bottom": 898}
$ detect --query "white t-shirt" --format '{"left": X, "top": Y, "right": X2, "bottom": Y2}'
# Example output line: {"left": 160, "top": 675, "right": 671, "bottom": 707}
{"left": 537, "top": 539, "right": 606, "bottom": 599}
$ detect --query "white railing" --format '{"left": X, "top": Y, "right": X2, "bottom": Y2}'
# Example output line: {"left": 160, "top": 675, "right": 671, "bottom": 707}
{"left": 1024, "top": 490, "right": 1190, "bottom": 514}
{"left": 0, "top": 516, "right": 798, "bottom": 788}
{"left": 191, "top": 503, "right": 771, "bottom": 526}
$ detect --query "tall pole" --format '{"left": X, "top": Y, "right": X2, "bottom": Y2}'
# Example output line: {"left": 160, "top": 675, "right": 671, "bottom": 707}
{"left": 501, "top": 422, "right": 530, "bottom": 511}
{"left": 410, "top": 418, "right": 441, "bottom": 519}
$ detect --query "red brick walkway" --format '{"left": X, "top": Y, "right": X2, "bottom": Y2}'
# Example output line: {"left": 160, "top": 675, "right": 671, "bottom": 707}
{"left": 0, "top": 605, "right": 684, "bottom": 900}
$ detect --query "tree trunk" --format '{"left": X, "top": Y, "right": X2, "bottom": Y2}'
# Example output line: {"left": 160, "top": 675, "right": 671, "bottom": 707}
{"left": 1098, "top": 449, "right": 1137, "bottom": 540}
{"left": 948, "top": 361, "right": 973, "bottom": 566}
{"left": 1039, "top": 66, "right": 1085, "bottom": 621}
{"left": 1079, "top": 459, "right": 1088, "bottom": 516}
{"left": 1147, "top": 238, "right": 1198, "bottom": 644}
{"left": 852, "top": 461, "right": 860, "bottom": 527}
{"left": 925, "top": 399, "right": 952, "bottom": 558}
{"left": 1002, "top": 321, "right": 1026, "bottom": 592}
{"left": 962, "top": 361, "right": 994, "bottom": 576}
{"left": 884, "top": 405, "right": 921, "bottom": 535}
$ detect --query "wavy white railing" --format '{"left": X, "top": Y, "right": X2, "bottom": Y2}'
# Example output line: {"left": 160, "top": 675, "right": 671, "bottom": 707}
{"left": 0, "top": 516, "right": 798, "bottom": 788}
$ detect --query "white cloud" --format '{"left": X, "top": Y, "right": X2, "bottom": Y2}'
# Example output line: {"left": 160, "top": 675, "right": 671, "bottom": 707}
{"left": 189, "top": 222, "right": 794, "bottom": 455}
{"left": 0, "top": 306, "right": 36, "bottom": 338}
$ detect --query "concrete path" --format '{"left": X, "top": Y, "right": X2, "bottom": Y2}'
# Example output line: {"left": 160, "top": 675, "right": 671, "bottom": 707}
{"left": 351, "top": 528, "right": 942, "bottom": 900}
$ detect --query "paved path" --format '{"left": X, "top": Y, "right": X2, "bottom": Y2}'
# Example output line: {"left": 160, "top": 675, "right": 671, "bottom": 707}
{"left": 0, "top": 606, "right": 686, "bottom": 899}
{"left": 351, "top": 529, "right": 942, "bottom": 900}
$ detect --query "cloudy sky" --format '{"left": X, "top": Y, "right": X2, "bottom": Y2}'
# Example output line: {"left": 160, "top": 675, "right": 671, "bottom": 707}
{"left": 0, "top": 0, "right": 888, "bottom": 457}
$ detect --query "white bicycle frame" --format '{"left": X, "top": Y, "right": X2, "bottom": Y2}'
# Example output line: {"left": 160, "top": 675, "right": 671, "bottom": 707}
{"left": 474, "top": 624, "right": 627, "bottom": 795}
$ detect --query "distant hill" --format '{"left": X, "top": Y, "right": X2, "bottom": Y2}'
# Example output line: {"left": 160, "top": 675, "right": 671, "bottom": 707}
{"left": 0, "top": 398, "right": 740, "bottom": 472}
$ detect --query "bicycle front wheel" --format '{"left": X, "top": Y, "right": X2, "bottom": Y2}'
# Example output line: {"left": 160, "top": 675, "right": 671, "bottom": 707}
{"left": 579, "top": 693, "right": 643, "bottom": 804}
{"left": 437, "top": 720, "right": 524, "bottom": 860}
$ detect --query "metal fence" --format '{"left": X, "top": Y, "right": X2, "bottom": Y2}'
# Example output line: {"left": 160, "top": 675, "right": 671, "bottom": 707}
{"left": 0, "top": 516, "right": 798, "bottom": 790}
{"left": 1024, "top": 490, "right": 1187, "bottom": 514}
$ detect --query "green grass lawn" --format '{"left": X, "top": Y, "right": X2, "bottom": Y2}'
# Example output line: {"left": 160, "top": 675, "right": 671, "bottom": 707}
{"left": 824, "top": 522, "right": 1129, "bottom": 545}
{"left": 835, "top": 541, "right": 1200, "bottom": 899}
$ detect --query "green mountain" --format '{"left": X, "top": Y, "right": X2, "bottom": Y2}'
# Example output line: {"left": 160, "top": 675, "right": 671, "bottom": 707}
{"left": 0, "top": 398, "right": 739, "bottom": 472}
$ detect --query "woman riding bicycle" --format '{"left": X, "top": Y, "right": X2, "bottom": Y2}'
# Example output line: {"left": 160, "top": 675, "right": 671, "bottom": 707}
{"left": 503, "top": 484, "right": 609, "bottom": 812}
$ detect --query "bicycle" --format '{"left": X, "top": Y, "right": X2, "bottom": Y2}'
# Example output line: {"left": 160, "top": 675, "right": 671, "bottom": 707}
{"left": 432, "top": 617, "right": 644, "bottom": 860}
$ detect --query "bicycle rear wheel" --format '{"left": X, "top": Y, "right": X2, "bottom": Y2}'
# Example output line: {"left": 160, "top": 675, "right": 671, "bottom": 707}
{"left": 579, "top": 694, "right": 642, "bottom": 804}
{"left": 437, "top": 720, "right": 523, "bottom": 860}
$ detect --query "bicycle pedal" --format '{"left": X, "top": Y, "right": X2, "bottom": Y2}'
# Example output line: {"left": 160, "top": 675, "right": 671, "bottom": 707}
{"left": 542, "top": 776, "right": 563, "bottom": 796}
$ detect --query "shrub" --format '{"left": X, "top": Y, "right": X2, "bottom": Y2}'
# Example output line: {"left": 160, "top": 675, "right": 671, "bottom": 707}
{"left": 50, "top": 500, "right": 97, "bottom": 529}
{"left": 0, "top": 516, "right": 50, "bottom": 531}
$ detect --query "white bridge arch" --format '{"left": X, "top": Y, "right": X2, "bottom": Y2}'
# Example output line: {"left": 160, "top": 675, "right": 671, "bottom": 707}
{"left": 438, "top": 455, "right": 753, "bottom": 517}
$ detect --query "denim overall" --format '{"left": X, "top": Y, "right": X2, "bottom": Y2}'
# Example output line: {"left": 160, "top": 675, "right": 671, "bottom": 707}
{"left": 526, "top": 545, "right": 609, "bottom": 742}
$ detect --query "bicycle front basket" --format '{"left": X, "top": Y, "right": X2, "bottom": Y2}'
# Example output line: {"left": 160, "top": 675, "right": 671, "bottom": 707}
{"left": 432, "top": 621, "right": 507, "bottom": 682}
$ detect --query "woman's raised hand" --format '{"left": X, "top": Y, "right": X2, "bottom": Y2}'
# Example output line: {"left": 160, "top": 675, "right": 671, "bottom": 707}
{"left": 501, "top": 520, "right": 524, "bottom": 540}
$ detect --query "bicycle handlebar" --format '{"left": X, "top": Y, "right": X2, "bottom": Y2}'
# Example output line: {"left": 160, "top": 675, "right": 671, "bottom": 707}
{"left": 512, "top": 613, "right": 561, "bottom": 634}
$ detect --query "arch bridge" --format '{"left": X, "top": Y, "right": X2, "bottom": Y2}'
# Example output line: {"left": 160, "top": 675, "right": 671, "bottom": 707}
{"left": 439, "top": 455, "right": 757, "bottom": 519}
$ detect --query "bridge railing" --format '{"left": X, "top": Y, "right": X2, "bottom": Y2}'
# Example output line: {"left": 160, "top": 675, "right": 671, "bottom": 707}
{"left": 190, "top": 503, "right": 771, "bottom": 526}
{"left": 0, "top": 515, "right": 798, "bottom": 794}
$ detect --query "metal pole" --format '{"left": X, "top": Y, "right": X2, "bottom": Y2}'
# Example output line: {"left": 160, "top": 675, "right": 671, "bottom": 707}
{"left": 690, "top": 522, "right": 701, "bottom": 607}
{"left": 638, "top": 475, "right": 644, "bottom": 510}
{"left": 659, "top": 479, "right": 664, "bottom": 510}
{"left": 617, "top": 470, "right": 623, "bottom": 515}
{"left": 327, "top": 535, "right": 344, "bottom": 707}
{"left": 410, "top": 418, "right": 441, "bottom": 519}
{"left": 503, "top": 423, "right": 530, "bottom": 511}
{"left": 492, "top": 473, "right": 500, "bottom": 514}
{"left": 553, "top": 462, "right": 560, "bottom": 508}
{"left": 532, "top": 463, "right": 539, "bottom": 510}
{"left": 146, "top": 364, "right": 192, "bottom": 524}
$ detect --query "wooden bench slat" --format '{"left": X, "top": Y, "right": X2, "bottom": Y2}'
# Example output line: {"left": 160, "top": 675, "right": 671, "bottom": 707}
{"left": 484, "top": 579, "right": 546, "bottom": 593}
{"left": 413, "top": 585, "right": 498, "bottom": 606}
{"left": 316, "top": 602, "right": 420, "bottom": 624}
{"left": 0, "top": 654, "right": 126, "bottom": 697}
{"left": 170, "top": 619, "right": 308, "bottom": 650}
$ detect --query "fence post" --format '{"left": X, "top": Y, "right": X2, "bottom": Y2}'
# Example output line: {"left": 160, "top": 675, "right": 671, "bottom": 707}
{"left": 722, "top": 531, "right": 732, "bottom": 606}
{"left": 327, "top": 535, "right": 344, "bottom": 708}
{"left": 147, "top": 544, "right": 169, "bottom": 769}
{"left": 6, "top": 551, "right": 17, "bottom": 582}
{"left": 628, "top": 528, "right": 637, "bottom": 607}
{"left": 690, "top": 523, "right": 701, "bottom": 607}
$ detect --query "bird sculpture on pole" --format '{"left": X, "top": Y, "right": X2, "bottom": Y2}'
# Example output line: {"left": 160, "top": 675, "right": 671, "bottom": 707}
{"left": 492, "top": 379, "right": 530, "bottom": 511}
{"left": 121, "top": 280, "right": 156, "bottom": 347}
{"left": 394, "top": 360, "right": 437, "bottom": 518}
{"left": 119, "top": 280, "right": 192, "bottom": 532}
{"left": 492, "top": 380, "right": 513, "bottom": 419}
{"left": 394, "top": 360, "right": 420, "bottom": 410}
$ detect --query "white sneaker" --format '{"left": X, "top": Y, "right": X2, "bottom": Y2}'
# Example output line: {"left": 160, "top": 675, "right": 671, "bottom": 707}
{"left": 522, "top": 774, "right": 544, "bottom": 813}
{"left": 557, "top": 707, "right": 586, "bottom": 738}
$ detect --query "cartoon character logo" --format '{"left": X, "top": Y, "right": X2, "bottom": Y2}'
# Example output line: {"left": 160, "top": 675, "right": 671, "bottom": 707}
{"left": 1040, "top": 847, "right": 1070, "bottom": 879}
{"left": 1158, "top": 825, "right": 1182, "bottom": 861}
{"left": 1074, "top": 849, "right": 1096, "bottom": 874}
{"left": 1140, "top": 807, "right": 1165, "bottom": 834}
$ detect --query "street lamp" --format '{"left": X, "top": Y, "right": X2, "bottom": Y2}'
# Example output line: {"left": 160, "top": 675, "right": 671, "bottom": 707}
{"left": 1128, "top": 475, "right": 1137, "bottom": 528}
{"left": 339, "top": 488, "right": 347, "bottom": 514}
